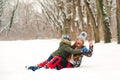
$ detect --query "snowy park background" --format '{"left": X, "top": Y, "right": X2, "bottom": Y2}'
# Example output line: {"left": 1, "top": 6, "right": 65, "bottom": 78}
{"left": 0, "top": 0, "right": 120, "bottom": 80}
{"left": 0, "top": 39, "right": 120, "bottom": 80}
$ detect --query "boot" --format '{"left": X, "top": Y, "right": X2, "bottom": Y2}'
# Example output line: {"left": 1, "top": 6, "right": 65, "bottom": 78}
{"left": 27, "top": 66, "right": 40, "bottom": 71}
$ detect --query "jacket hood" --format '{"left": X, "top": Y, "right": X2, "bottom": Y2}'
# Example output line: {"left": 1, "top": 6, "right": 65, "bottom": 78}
{"left": 60, "top": 38, "right": 71, "bottom": 45}
{"left": 59, "top": 41, "right": 71, "bottom": 47}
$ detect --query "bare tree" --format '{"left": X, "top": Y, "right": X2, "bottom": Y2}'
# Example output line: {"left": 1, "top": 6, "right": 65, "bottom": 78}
{"left": 0, "top": 0, "right": 7, "bottom": 28}
{"left": 96, "top": 0, "right": 112, "bottom": 43}
{"left": 37, "top": 0, "right": 86, "bottom": 39}
{"left": 0, "top": 0, "right": 3, "bottom": 28}
{"left": 8, "top": 0, "right": 19, "bottom": 31}
{"left": 85, "top": 0, "right": 100, "bottom": 43}
{"left": 37, "top": 0, "right": 69, "bottom": 37}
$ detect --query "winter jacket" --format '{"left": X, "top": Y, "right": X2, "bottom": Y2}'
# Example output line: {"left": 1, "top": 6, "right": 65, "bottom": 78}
{"left": 51, "top": 39, "right": 82, "bottom": 59}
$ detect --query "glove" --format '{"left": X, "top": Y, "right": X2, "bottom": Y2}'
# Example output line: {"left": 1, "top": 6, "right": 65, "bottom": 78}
{"left": 81, "top": 47, "right": 88, "bottom": 53}
{"left": 89, "top": 40, "right": 93, "bottom": 47}
{"left": 89, "top": 40, "right": 93, "bottom": 51}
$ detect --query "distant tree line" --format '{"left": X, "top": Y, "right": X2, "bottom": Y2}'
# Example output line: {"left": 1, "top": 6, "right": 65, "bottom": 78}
{"left": 0, "top": 0, "right": 120, "bottom": 44}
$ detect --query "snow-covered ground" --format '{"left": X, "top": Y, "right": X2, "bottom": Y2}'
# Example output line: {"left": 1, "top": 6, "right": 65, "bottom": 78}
{"left": 0, "top": 39, "right": 120, "bottom": 80}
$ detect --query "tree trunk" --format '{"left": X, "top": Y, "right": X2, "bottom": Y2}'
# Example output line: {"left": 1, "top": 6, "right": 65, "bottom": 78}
{"left": 116, "top": 0, "right": 120, "bottom": 44}
{"left": 70, "top": 0, "right": 76, "bottom": 39}
{"left": 86, "top": 10, "right": 93, "bottom": 41}
{"left": 97, "top": 0, "right": 112, "bottom": 43}
{"left": 84, "top": 0, "right": 100, "bottom": 43}
{"left": 0, "top": 0, "right": 4, "bottom": 28}
{"left": 63, "top": 0, "right": 71, "bottom": 35}
{"left": 77, "top": 0, "right": 84, "bottom": 28}
{"left": 8, "top": 0, "right": 19, "bottom": 31}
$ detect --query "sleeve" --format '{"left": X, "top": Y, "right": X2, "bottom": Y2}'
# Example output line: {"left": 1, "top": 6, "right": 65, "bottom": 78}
{"left": 64, "top": 47, "right": 82, "bottom": 55}
{"left": 84, "top": 45, "right": 93, "bottom": 57}
{"left": 71, "top": 41, "right": 77, "bottom": 49}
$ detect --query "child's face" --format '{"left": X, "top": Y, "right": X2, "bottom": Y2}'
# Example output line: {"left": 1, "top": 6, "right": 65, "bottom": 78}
{"left": 75, "top": 39, "right": 83, "bottom": 48}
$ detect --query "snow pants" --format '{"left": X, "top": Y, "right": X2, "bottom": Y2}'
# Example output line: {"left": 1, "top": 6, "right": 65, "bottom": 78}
{"left": 37, "top": 55, "right": 53, "bottom": 67}
{"left": 46, "top": 56, "right": 73, "bottom": 70}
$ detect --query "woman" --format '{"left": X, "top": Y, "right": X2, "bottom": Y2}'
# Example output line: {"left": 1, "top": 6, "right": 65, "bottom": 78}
{"left": 69, "top": 37, "right": 93, "bottom": 67}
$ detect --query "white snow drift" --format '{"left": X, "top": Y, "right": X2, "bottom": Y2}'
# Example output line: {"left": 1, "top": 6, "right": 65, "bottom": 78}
{"left": 0, "top": 39, "right": 120, "bottom": 80}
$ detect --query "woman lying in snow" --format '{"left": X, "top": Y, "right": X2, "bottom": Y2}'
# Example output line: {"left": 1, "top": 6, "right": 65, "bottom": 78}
{"left": 69, "top": 37, "right": 93, "bottom": 67}
{"left": 27, "top": 33, "right": 93, "bottom": 71}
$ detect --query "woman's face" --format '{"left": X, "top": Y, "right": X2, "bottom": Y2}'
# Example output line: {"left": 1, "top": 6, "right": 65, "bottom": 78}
{"left": 75, "top": 39, "right": 83, "bottom": 48}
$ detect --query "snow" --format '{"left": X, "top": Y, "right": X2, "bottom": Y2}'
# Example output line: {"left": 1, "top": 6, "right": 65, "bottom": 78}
{"left": 0, "top": 39, "right": 120, "bottom": 80}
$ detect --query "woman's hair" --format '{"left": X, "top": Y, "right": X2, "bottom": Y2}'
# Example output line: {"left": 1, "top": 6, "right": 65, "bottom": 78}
{"left": 72, "top": 39, "right": 84, "bottom": 49}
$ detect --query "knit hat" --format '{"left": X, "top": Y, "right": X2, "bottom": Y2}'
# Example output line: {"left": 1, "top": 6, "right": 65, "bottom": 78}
{"left": 77, "top": 31, "right": 87, "bottom": 43}
{"left": 61, "top": 34, "right": 71, "bottom": 45}
{"left": 62, "top": 34, "right": 71, "bottom": 41}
